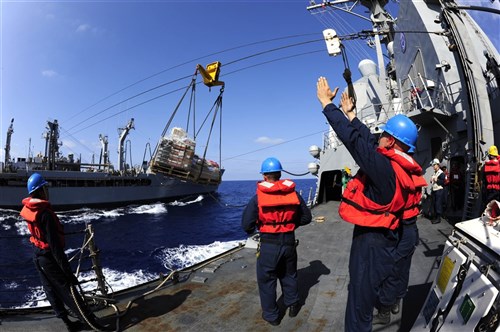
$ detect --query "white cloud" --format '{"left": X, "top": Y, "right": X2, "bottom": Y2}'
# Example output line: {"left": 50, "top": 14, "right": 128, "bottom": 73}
{"left": 76, "top": 24, "right": 91, "bottom": 33}
{"left": 254, "top": 136, "right": 285, "bottom": 145}
{"left": 41, "top": 69, "right": 58, "bottom": 78}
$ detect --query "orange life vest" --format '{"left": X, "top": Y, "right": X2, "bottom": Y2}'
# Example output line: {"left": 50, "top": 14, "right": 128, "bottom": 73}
{"left": 256, "top": 179, "right": 300, "bottom": 233}
{"left": 484, "top": 159, "right": 500, "bottom": 190}
{"left": 339, "top": 148, "right": 417, "bottom": 230}
{"left": 402, "top": 173, "right": 427, "bottom": 220}
{"left": 20, "top": 197, "right": 65, "bottom": 250}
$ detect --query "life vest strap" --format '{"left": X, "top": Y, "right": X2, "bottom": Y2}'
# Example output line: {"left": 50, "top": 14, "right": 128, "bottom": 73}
{"left": 258, "top": 220, "right": 295, "bottom": 227}
{"left": 341, "top": 197, "right": 391, "bottom": 216}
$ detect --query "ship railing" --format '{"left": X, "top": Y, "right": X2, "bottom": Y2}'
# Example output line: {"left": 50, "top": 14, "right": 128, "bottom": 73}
{"left": 402, "top": 74, "right": 452, "bottom": 116}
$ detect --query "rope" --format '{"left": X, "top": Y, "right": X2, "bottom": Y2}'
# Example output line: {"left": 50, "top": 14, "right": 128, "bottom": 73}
{"left": 282, "top": 169, "right": 311, "bottom": 177}
{"left": 207, "top": 192, "right": 247, "bottom": 208}
{"left": 70, "top": 284, "right": 115, "bottom": 332}
{"left": 340, "top": 44, "right": 357, "bottom": 108}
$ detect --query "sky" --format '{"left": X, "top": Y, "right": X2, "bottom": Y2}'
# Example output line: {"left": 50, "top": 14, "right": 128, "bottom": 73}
{"left": 1, "top": 0, "right": 499, "bottom": 181}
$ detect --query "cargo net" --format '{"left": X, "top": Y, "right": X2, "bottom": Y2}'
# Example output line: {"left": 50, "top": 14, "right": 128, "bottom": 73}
{"left": 150, "top": 127, "right": 221, "bottom": 184}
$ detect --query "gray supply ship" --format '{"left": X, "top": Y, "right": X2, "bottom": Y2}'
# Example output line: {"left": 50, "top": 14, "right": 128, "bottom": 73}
{"left": 1, "top": 1, "right": 499, "bottom": 331}
{"left": 0, "top": 64, "right": 224, "bottom": 210}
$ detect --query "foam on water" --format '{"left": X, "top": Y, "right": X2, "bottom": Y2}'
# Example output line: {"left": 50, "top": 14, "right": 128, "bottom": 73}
{"left": 10, "top": 239, "right": 242, "bottom": 308}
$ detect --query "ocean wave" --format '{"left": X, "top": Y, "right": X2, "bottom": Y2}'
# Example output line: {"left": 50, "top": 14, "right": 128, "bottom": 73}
{"left": 6, "top": 239, "right": 243, "bottom": 309}
{"left": 155, "top": 240, "right": 243, "bottom": 271}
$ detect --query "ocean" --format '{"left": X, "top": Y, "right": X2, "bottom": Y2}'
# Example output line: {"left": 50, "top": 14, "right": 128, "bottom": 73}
{"left": 0, "top": 178, "right": 316, "bottom": 309}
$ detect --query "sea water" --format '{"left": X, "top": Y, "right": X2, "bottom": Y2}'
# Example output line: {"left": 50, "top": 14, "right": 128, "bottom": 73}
{"left": 0, "top": 178, "right": 316, "bottom": 309}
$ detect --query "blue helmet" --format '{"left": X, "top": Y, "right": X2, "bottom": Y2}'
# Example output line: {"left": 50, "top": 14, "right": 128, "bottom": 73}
{"left": 27, "top": 173, "right": 48, "bottom": 194}
{"left": 381, "top": 114, "right": 418, "bottom": 151}
{"left": 260, "top": 157, "right": 283, "bottom": 174}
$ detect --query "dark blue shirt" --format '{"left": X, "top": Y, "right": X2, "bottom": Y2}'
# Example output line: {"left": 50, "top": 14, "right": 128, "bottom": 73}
{"left": 322, "top": 103, "right": 396, "bottom": 205}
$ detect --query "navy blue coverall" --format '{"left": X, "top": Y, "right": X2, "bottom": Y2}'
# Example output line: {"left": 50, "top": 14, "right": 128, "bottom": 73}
{"left": 241, "top": 191, "right": 312, "bottom": 323}
{"left": 31, "top": 211, "right": 87, "bottom": 321}
{"left": 323, "top": 103, "right": 400, "bottom": 332}
{"left": 378, "top": 216, "right": 419, "bottom": 308}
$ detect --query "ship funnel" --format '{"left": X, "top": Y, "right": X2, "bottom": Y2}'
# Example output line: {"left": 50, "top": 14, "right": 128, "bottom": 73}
{"left": 309, "top": 145, "right": 321, "bottom": 159}
{"left": 308, "top": 162, "right": 319, "bottom": 175}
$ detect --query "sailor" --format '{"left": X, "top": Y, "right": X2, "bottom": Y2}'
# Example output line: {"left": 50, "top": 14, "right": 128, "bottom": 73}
{"left": 316, "top": 76, "right": 419, "bottom": 332}
{"left": 20, "top": 173, "right": 107, "bottom": 332}
{"left": 430, "top": 159, "right": 445, "bottom": 224}
{"left": 241, "top": 157, "right": 312, "bottom": 326}
{"left": 374, "top": 151, "right": 427, "bottom": 325}
{"left": 483, "top": 145, "right": 500, "bottom": 209}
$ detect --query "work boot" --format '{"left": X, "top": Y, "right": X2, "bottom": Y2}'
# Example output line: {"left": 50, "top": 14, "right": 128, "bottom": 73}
{"left": 289, "top": 303, "right": 301, "bottom": 317}
{"left": 431, "top": 215, "right": 441, "bottom": 224}
{"left": 391, "top": 299, "right": 401, "bottom": 314}
{"left": 61, "top": 315, "right": 84, "bottom": 332}
{"left": 372, "top": 305, "right": 391, "bottom": 325}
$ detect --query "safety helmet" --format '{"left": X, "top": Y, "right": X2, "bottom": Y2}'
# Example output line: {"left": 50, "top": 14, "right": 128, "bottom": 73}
{"left": 431, "top": 158, "right": 440, "bottom": 166}
{"left": 260, "top": 157, "right": 283, "bottom": 174}
{"left": 27, "top": 173, "right": 48, "bottom": 194}
{"left": 488, "top": 145, "right": 499, "bottom": 157}
{"left": 381, "top": 114, "right": 418, "bottom": 152}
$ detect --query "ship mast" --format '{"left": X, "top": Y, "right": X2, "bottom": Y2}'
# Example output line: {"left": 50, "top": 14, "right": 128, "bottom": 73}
{"left": 99, "top": 134, "right": 109, "bottom": 170}
{"left": 117, "top": 118, "right": 134, "bottom": 173}
{"left": 4, "top": 118, "right": 14, "bottom": 166}
{"left": 44, "top": 120, "right": 62, "bottom": 171}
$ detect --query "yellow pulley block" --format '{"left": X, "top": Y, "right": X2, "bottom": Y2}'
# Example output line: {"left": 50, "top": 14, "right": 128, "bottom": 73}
{"left": 198, "top": 61, "right": 224, "bottom": 87}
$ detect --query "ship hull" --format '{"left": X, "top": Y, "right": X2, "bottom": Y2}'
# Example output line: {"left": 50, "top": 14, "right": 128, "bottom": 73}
{"left": 0, "top": 170, "right": 220, "bottom": 210}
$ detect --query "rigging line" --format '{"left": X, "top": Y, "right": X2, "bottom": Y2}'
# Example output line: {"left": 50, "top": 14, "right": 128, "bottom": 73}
{"left": 222, "top": 49, "right": 325, "bottom": 77}
{"left": 70, "top": 84, "right": 188, "bottom": 137}
{"left": 61, "top": 37, "right": 324, "bottom": 137}
{"left": 223, "top": 129, "right": 327, "bottom": 162}
{"left": 223, "top": 39, "right": 323, "bottom": 67}
{"left": 65, "top": 49, "right": 325, "bottom": 138}
{"left": 64, "top": 74, "right": 193, "bottom": 133}
{"left": 310, "top": 5, "right": 372, "bottom": 60}
{"left": 59, "top": 126, "right": 95, "bottom": 155}
{"left": 61, "top": 33, "right": 320, "bottom": 126}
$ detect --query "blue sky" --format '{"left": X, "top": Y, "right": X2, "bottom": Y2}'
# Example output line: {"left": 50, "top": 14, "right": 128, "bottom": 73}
{"left": 1, "top": 0, "right": 499, "bottom": 181}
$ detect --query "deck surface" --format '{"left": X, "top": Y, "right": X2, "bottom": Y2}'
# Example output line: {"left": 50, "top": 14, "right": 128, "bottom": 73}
{"left": 0, "top": 201, "right": 454, "bottom": 331}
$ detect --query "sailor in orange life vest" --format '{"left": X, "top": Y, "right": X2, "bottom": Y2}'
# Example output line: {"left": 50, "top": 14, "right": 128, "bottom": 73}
{"left": 20, "top": 173, "right": 99, "bottom": 332}
{"left": 241, "top": 157, "right": 312, "bottom": 326}
{"left": 374, "top": 149, "right": 427, "bottom": 326}
{"left": 317, "top": 76, "right": 420, "bottom": 332}
{"left": 483, "top": 145, "right": 500, "bottom": 208}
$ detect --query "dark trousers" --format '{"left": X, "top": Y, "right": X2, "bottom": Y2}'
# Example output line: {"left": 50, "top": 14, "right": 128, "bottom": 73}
{"left": 378, "top": 221, "right": 419, "bottom": 306}
{"left": 345, "top": 226, "right": 398, "bottom": 332}
{"left": 34, "top": 254, "right": 87, "bottom": 319}
{"left": 256, "top": 238, "right": 300, "bottom": 322}
{"left": 432, "top": 189, "right": 444, "bottom": 217}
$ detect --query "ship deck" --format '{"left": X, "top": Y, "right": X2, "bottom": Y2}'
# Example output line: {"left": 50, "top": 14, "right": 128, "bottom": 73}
{"left": 0, "top": 201, "right": 454, "bottom": 331}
